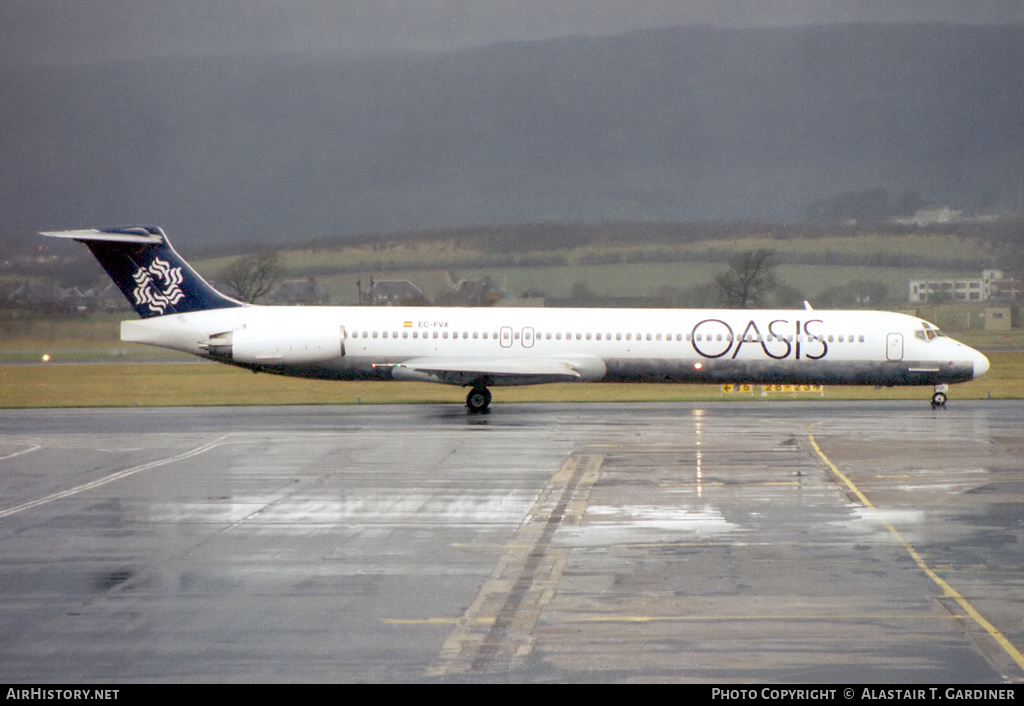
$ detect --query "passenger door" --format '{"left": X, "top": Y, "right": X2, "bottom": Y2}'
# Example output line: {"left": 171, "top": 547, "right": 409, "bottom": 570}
{"left": 886, "top": 333, "right": 903, "bottom": 361}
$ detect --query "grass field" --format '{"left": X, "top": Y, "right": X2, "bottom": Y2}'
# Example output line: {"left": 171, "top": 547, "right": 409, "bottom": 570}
{"left": 1, "top": 352, "right": 1018, "bottom": 408}
{"left": 306, "top": 261, "right": 977, "bottom": 308}
{"left": 196, "top": 231, "right": 986, "bottom": 281}
{"left": 187, "top": 229, "right": 994, "bottom": 306}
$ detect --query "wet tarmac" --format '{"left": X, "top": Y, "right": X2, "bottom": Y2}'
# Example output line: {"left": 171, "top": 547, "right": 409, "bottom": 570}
{"left": 0, "top": 401, "right": 1021, "bottom": 683}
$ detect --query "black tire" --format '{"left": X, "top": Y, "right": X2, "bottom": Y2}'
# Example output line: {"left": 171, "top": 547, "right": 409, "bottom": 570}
{"left": 931, "top": 392, "right": 947, "bottom": 407}
{"left": 466, "top": 387, "right": 491, "bottom": 413}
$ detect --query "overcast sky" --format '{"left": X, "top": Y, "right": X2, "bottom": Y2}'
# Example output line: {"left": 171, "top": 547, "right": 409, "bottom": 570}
{"left": 4, "top": 0, "right": 1023, "bottom": 64}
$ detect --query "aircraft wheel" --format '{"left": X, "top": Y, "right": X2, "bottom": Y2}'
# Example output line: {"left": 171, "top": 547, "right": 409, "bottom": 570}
{"left": 466, "top": 387, "right": 491, "bottom": 413}
{"left": 931, "top": 391, "right": 947, "bottom": 407}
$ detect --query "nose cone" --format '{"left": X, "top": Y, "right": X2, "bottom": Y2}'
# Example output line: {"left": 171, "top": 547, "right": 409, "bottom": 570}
{"left": 972, "top": 348, "right": 990, "bottom": 379}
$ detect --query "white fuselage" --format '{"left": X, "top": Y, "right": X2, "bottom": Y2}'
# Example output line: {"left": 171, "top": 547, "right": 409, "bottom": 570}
{"left": 121, "top": 304, "right": 989, "bottom": 388}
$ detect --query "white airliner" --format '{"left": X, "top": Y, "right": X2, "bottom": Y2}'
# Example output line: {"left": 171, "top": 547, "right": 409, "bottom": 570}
{"left": 43, "top": 226, "right": 989, "bottom": 411}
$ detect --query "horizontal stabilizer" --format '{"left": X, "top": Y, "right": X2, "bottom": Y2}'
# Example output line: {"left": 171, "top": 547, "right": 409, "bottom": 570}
{"left": 41, "top": 228, "right": 163, "bottom": 245}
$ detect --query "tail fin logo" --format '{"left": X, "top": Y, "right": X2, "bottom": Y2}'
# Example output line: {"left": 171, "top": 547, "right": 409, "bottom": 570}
{"left": 132, "top": 257, "right": 185, "bottom": 314}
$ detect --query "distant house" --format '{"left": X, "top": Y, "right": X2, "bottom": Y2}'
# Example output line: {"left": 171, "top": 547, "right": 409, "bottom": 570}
{"left": 268, "top": 277, "right": 329, "bottom": 305}
{"left": 909, "top": 206, "right": 962, "bottom": 226}
{"left": 985, "top": 269, "right": 1024, "bottom": 302}
{"left": 369, "top": 280, "right": 430, "bottom": 306}
{"left": 4, "top": 281, "right": 85, "bottom": 315}
{"left": 436, "top": 276, "right": 506, "bottom": 307}
{"left": 892, "top": 205, "right": 964, "bottom": 227}
{"left": 94, "top": 282, "right": 132, "bottom": 312}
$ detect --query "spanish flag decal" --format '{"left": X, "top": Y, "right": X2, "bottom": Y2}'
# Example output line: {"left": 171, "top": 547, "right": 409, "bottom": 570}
{"left": 403, "top": 321, "right": 413, "bottom": 327}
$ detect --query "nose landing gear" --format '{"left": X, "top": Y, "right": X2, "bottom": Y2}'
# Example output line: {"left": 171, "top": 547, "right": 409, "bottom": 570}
{"left": 931, "top": 384, "right": 948, "bottom": 408}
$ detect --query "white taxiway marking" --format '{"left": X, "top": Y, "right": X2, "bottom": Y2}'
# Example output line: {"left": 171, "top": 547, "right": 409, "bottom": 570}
{"left": 0, "top": 436, "right": 230, "bottom": 520}
{"left": 0, "top": 445, "right": 42, "bottom": 462}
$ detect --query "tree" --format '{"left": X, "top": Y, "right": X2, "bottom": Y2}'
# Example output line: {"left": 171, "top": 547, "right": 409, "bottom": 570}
{"left": 219, "top": 251, "right": 282, "bottom": 303}
{"left": 714, "top": 249, "right": 779, "bottom": 308}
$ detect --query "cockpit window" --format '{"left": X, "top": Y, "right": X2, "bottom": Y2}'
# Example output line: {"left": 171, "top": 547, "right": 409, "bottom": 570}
{"left": 915, "top": 322, "right": 945, "bottom": 341}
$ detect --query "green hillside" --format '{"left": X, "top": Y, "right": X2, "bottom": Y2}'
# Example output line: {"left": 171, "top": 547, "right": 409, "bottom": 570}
{"left": 195, "top": 222, "right": 1001, "bottom": 309}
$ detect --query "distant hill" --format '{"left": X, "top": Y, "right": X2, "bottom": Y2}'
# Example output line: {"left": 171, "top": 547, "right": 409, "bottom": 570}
{"left": 3, "top": 23, "right": 1023, "bottom": 248}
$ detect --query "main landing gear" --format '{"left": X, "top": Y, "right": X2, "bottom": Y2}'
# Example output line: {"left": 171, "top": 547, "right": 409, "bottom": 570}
{"left": 466, "top": 385, "right": 492, "bottom": 413}
{"left": 931, "top": 384, "right": 948, "bottom": 408}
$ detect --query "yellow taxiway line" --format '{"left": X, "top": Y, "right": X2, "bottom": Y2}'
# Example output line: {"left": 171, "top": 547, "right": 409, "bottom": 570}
{"left": 806, "top": 426, "right": 1024, "bottom": 674}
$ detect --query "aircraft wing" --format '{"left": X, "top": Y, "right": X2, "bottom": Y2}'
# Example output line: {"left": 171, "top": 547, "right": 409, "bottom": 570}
{"left": 390, "top": 356, "right": 597, "bottom": 386}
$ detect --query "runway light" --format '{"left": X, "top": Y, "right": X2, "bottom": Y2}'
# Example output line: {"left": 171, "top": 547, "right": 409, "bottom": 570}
{"left": 41, "top": 354, "right": 50, "bottom": 362}
{"left": 694, "top": 362, "right": 702, "bottom": 370}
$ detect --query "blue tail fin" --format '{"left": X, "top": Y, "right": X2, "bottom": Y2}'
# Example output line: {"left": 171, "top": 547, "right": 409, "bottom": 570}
{"left": 41, "top": 226, "right": 243, "bottom": 318}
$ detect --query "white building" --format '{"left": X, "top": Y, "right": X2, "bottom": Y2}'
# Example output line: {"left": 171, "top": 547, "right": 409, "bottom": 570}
{"left": 909, "top": 269, "right": 1022, "bottom": 303}
{"left": 909, "top": 206, "right": 962, "bottom": 227}
{"left": 909, "top": 278, "right": 983, "bottom": 303}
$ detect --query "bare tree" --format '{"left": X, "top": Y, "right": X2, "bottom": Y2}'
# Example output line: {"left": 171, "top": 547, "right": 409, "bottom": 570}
{"left": 219, "top": 251, "right": 282, "bottom": 303}
{"left": 714, "top": 249, "right": 779, "bottom": 308}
